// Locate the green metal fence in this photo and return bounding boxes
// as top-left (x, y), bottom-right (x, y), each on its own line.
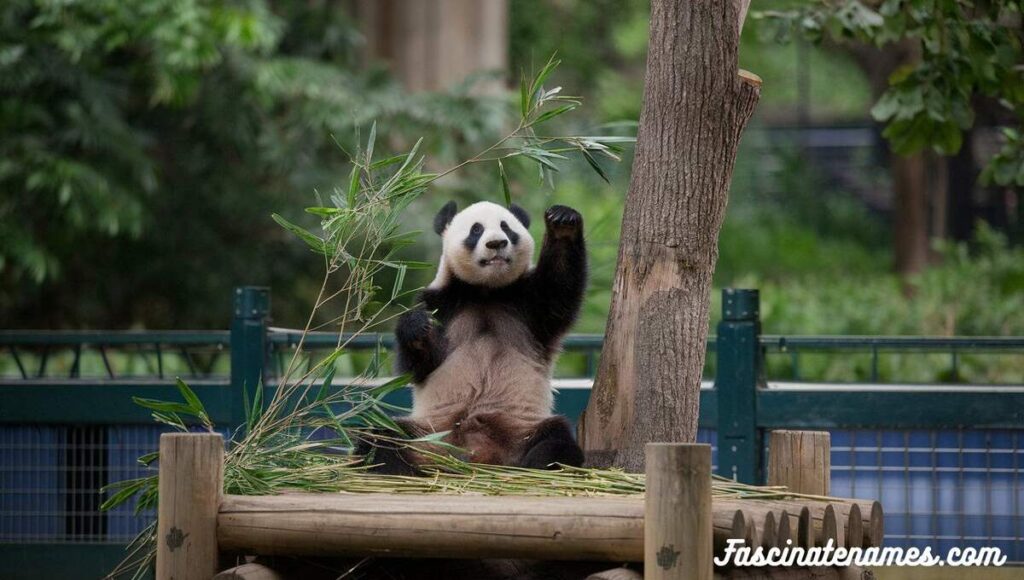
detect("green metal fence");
top-left (2, 286), bottom-right (1023, 578)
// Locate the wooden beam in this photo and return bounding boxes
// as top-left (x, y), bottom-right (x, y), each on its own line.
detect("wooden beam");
top-left (645, 443), bottom-right (712, 580)
top-left (156, 433), bottom-right (224, 580)
top-left (219, 493), bottom-right (645, 561)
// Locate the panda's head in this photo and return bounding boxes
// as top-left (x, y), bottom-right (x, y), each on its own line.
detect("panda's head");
top-left (431, 200), bottom-right (534, 289)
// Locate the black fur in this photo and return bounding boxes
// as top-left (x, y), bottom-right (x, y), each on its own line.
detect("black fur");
top-left (433, 201), bottom-right (458, 235)
top-left (405, 204), bottom-right (587, 365)
top-left (517, 416), bottom-right (585, 469)
top-left (463, 222), bottom-right (484, 250)
top-left (353, 421), bottom-right (424, 476)
top-left (500, 221), bottom-right (520, 245)
top-left (509, 204), bottom-right (530, 228)
top-left (394, 309), bottom-right (447, 383)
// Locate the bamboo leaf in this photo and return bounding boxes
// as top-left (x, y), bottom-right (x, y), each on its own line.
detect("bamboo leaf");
top-left (532, 104), bottom-right (577, 125)
top-left (582, 149), bottom-right (610, 184)
top-left (271, 213), bottom-right (325, 253)
top-left (528, 54), bottom-right (561, 113)
top-left (498, 160), bottom-right (512, 207)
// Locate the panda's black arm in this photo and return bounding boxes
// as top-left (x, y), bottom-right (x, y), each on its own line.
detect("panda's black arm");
top-left (527, 205), bottom-right (587, 346)
top-left (394, 307), bottom-right (446, 383)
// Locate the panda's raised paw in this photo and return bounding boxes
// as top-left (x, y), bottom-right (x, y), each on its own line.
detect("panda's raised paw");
top-left (395, 309), bottom-right (435, 348)
top-left (544, 205), bottom-right (582, 238)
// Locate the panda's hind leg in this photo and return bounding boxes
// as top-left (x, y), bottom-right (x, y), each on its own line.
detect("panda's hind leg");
top-left (353, 419), bottom-right (425, 476)
top-left (517, 415), bottom-right (584, 470)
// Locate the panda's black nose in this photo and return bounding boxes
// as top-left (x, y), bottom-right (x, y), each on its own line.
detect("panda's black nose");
top-left (485, 239), bottom-right (508, 250)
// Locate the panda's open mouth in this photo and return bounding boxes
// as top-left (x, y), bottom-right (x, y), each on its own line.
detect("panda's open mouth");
top-left (478, 256), bottom-right (511, 267)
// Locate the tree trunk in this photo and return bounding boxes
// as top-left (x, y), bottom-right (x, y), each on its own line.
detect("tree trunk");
top-left (356, 0), bottom-right (508, 93)
top-left (577, 0), bottom-right (760, 472)
top-left (892, 152), bottom-right (930, 275)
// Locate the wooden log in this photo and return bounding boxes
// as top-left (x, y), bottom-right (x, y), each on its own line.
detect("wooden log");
top-left (712, 508), bottom-right (747, 555)
top-left (219, 492), bottom-right (872, 562)
top-left (841, 503), bottom-right (863, 549)
top-left (767, 430), bottom-right (830, 496)
top-left (760, 511), bottom-right (777, 549)
top-left (775, 510), bottom-right (792, 548)
top-left (714, 566), bottom-right (872, 579)
top-left (220, 493), bottom-right (645, 561)
top-left (588, 568), bottom-right (643, 580)
top-left (823, 504), bottom-right (844, 548)
top-left (213, 563), bottom-right (283, 580)
top-left (156, 433), bottom-right (224, 580)
top-left (854, 500), bottom-right (884, 548)
top-left (645, 443), bottom-right (712, 580)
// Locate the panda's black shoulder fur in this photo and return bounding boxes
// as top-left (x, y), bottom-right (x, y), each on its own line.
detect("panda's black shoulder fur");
top-left (419, 261), bottom-right (584, 360)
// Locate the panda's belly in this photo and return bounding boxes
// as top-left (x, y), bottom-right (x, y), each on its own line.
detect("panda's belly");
top-left (409, 311), bottom-right (553, 431)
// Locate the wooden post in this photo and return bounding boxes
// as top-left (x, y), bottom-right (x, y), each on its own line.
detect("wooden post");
top-left (157, 433), bottom-right (224, 580)
top-left (767, 430), bottom-right (830, 496)
top-left (645, 443), bottom-right (712, 580)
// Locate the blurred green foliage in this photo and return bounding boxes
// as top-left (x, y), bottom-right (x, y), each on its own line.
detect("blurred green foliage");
top-left (3, 0), bottom-right (1022, 387)
top-left (0, 0), bottom-right (505, 327)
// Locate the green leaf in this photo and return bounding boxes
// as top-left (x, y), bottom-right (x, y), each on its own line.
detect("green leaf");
top-left (346, 166), bottom-right (360, 208)
top-left (272, 213), bottom-right (325, 253)
top-left (528, 54), bottom-right (561, 113)
top-left (498, 160), bottom-right (512, 207)
top-left (132, 397), bottom-right (196, 416)
top-left (532, 104), bottom-right (577, 126)
top-left (519, 69), bottom-right (530, 119)
top-left (582, 149), bottom-right (610, 184)
top-left (365, 121), bottom-right (377, 165)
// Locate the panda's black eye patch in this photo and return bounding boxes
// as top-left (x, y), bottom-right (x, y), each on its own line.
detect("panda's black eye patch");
top-left (500, 221), bottom-right (520, 245)
top-left (464, 222), bottom-right (484, 250)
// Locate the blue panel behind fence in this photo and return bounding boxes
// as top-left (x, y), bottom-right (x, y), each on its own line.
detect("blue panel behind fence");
top-left (0, 426), bottom-right (63, 541)
top-left (829, 429), bottom-right (1023, 562)
top-left (105, 425), bottom-right (162, 539)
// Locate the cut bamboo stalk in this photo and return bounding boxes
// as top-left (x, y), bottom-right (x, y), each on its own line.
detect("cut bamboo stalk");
top-left (767, 430), bottom-right (830, 496)
top-left (156, 433), bottom-right (224, 580)
top-left (645, 443), bottom-right (712, 580)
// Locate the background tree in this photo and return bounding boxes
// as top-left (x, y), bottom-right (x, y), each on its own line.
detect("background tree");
top-left (757, 0), bottom-right (1024, 274)
top-left (578, 0), bottom-right (760, 471)
top-left (0, 0), bottom-right (504, 328)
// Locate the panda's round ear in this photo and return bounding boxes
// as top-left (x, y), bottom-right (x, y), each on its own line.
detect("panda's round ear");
top-left (509, 204), bottom-right (530, 229)
top-left (433, 201), bottom-right (458, 235)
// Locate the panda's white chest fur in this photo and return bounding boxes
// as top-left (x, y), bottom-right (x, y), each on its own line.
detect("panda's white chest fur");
top-left (409, 305), bottom-right (554, 431)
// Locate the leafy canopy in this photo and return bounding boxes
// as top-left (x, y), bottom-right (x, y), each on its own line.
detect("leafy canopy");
top-left (756, 0), bottom-right (1024, 186)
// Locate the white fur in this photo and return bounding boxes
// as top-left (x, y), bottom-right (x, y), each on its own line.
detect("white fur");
top-left (429, 201), bottom-right (535, 289)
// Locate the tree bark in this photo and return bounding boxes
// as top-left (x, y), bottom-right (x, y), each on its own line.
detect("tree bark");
top-left (356, 0), bottom-right (508, 93)
top-left (892, 152), bottom-right (930, 275)
top-left (578, 0), bottom-right (760, 472)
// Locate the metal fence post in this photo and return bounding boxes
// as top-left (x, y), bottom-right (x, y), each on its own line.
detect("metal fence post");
top-left (230, 286), bottom-right (270, 429)
top-left (715, 288), bottom-right (763, 484)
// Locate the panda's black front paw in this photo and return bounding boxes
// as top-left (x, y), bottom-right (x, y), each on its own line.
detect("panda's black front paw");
top-left (395, 309), bottom-right (435, 350)
top-left (544, 205), bottom-right (583, 239)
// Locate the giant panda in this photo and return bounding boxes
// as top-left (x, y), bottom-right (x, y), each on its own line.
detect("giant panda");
top-left (356, 200), bottom-right (588, 475)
